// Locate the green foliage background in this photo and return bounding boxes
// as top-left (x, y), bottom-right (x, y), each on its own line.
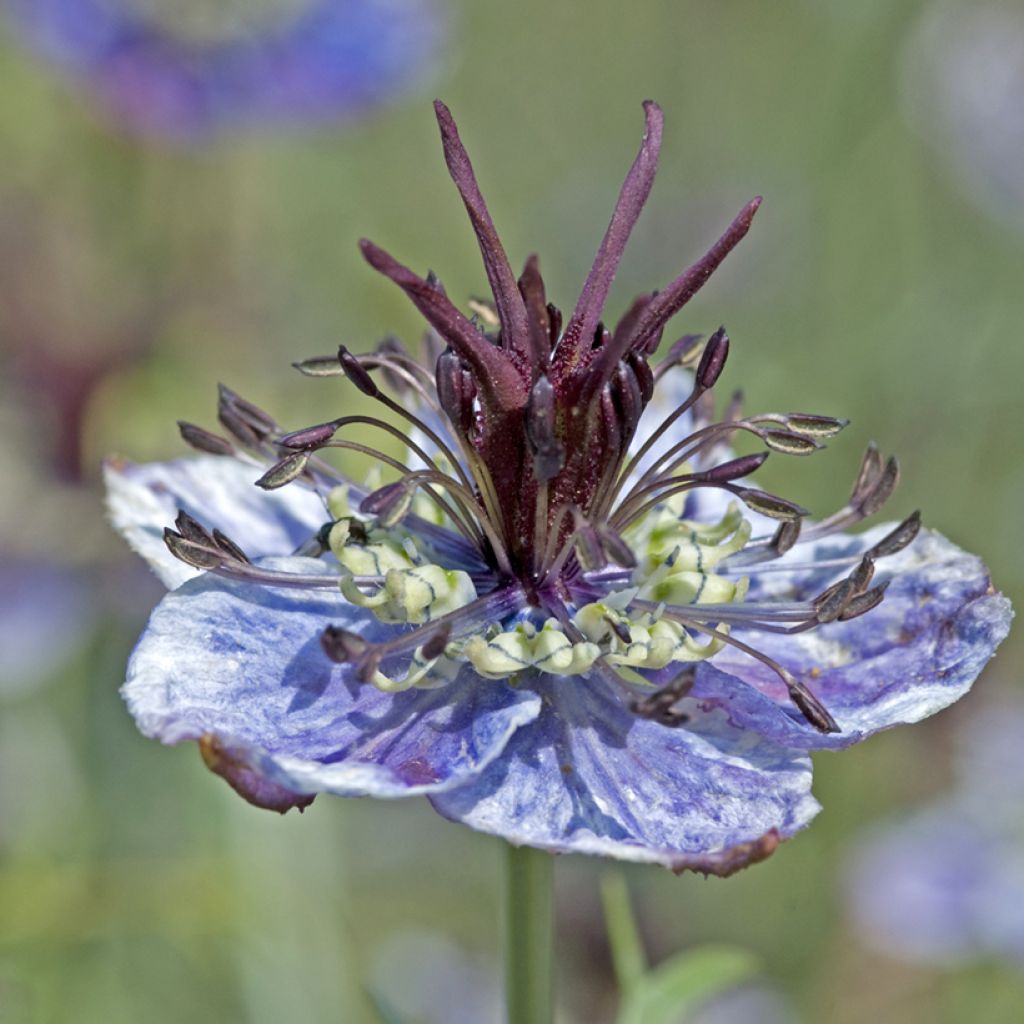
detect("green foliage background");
top-left (1, 1), bottom-right (1021, 1021)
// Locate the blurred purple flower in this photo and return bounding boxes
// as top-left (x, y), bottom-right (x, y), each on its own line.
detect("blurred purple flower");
top-left (845, 699), bottom-right (1024, 966)
top-left (4, 0), bottom-right (445, 141)
top-left (901, 3), bottom-right (1024, 231)
top-left (0, 558), bottom-right (93, 696)
top-left (105, 102), bottom-right (1010, 873)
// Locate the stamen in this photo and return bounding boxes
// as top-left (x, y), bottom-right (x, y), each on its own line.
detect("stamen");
top-left (177, 421), bottom-right (235, 456)
top-left (629, 666), bottom-right (695, 727)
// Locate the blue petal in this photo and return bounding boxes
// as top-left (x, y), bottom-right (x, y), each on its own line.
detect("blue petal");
top-left (431, 675), bottom-right (820, 873)
top-left (124, 558), bottom-right (541, 804)
top-left (695, 527), bottom-right (1012, 750)
top-left (104, 455), bottom-right (328, 588)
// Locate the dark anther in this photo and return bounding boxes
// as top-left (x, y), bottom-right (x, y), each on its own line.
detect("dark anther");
top-left (625, 351), bottom-right (654, 404)
top-left (698, 452), bottom-right (769, 484)
top-left (218, 385), bottom-right (276, 440)
top-left (784, 413), bottom-right (849, 437)
top-left (610, 361), bottom-right (645, 442)
top-left (661, 333), bottom-right (703, 369)
top-left (337, 346), bottom-right (382, 398)
top-left (419, 624), bottom-right (452, 660)
top-left (291, 355), bottom-right (346, 378)
top-left (163, 527), bottom-right (222, 570)
top-left (850, 443), bottom-right (884, 506)
top-left (769, 518), bottom-right (801, 555)
top-left (278, 421), bottom-right (341, 450)
top-left (736, 488), bottom-right (808, 521)
top-left (695, 326), bottom-right (730, 390)
top-left (592, 322), bottom-right (611, 350)
top-left (839, 581), bottom-right (890, 621)
top-left (320, 625), bottom-right (369, 664)
top-left (435, 349), bottom-right (477, 438)
top-left (762, 430), bottom-right (823, 456)
top-left (785, 673), bottom-right (841, 733)
top-left (630, 668), bottom-right (696, 727)
top-left (815, 578), bottom-right (858, 623)
top-left (212, 530), bottom-right (251, 565)
top-left (217, 405), bottom-right (264, 450)
top-left (866, 510), bottom-right (921, 559)
top-left (359, 481), bottom-right (413, 528)
top-left (849, 555), bottom-right (876, 594)
top-left (525, 374), bottom-right (565, 481)
top-left (255, 452), bottom-right (311, 490)
top-left (177, 421), bottom-right (235, 457)
top-left (861, 456), bottom-right (900, 516)
top-left (174, 509), bottom-right (212, 544)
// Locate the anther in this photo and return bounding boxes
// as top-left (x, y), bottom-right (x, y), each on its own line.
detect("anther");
top-left (177, 421), bottom-right (235, 457)
top-left (697, 452), bottom-right (769, 484)
top-left (866, 510), bottom-right (921, 559)
top-left (255, 452), bottom-right (311, 490)
top-left (695, 326), bottom-right (729, 390)
top-left (735, 488), bottom-right (808, 521)
top-left (338, 346), bottom-right (382, 398)
top-left (278, 421), bottom-right (341, 450)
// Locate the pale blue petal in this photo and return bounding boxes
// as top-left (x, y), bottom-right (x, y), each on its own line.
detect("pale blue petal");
top-left (124, 558), bottom-right (541, 803)
top-left (104, 454), bottom-right (328, 588)
top-left (431, 675), bottom-right (820, 873)
top-left (694, 527), bottom-right (1011, 749)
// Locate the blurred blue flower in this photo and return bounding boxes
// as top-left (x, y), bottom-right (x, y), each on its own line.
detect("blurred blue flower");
top-left (105, 102), bottom-right (1011, 872)
top-left (901, 3), bottom-right (1024, 232)
top-left (0, 558), bottom-right (93, 696)
top-left (4, 0), bottom-right (445, 141)
top-left (845, 699), bottom-right (1024, 966)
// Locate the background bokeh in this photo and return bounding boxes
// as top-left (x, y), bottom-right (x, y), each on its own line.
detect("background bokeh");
top-left (1, 1), bottom-right (1022, 1021)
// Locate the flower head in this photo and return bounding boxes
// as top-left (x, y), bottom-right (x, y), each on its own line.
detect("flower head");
top-left (106, 102), bottom-right (1011, 873)
top-left (5, 0), bottom-right (444, 142)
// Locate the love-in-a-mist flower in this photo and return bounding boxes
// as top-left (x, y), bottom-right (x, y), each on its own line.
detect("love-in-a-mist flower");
top-left (106, 102), bottom-right (1011, 874)
top-left (4, 0), bottom-right (443, 141)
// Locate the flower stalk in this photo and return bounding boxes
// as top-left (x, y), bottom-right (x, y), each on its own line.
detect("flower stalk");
top-left (504, 843), bottom-right (554, 1024)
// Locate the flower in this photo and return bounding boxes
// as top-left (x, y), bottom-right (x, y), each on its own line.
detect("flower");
top-left (106, 101), bottom-right (1011, 873)
top-left (844, 698), bottom-right (1024, 965)
top-left (4, 0), bottom-right (444, 142)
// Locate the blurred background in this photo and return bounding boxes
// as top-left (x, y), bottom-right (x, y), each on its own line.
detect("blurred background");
top-left (1, 0), bottom-right (1022, 1021)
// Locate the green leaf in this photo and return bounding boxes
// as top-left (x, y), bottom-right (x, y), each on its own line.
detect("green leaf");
top-left (616, 945), bottom-right (760, 1024)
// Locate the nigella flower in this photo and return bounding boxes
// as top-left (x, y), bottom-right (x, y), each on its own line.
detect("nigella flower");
top-left (845, 699), bottom-right (1024, 965)
top-left (106, 102), bottom-right (1011, 873)
top-left (4, 0), bottom-right (443, 141)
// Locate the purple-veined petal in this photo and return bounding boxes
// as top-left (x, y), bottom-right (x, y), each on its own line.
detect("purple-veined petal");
top-left (104, 454), bottom-right (328, 588)
top-left (124, 557), bottom-right (541, 805)
top-left (694, 527), bottom-right (1011, 750)
top-left (431, 674), bottom-right (819, 873)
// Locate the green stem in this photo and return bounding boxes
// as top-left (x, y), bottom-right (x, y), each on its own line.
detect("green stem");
top-left (600, 870), bottom-right (647, 996)
top-left (503, 842), bottom-right (554, 1024)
